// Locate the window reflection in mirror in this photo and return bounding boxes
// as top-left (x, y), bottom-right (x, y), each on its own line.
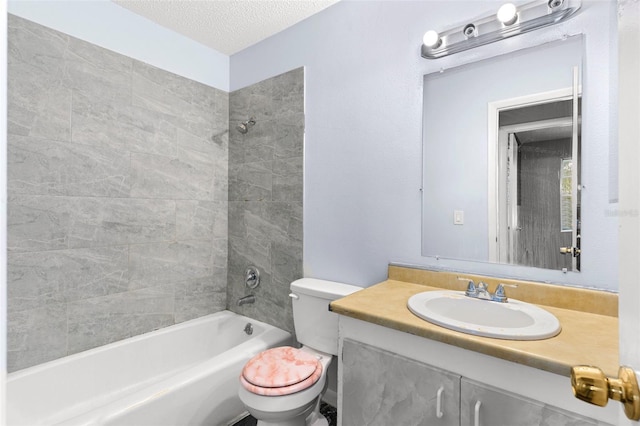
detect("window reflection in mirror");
top-left (422, 35), bottom-right (583, 272)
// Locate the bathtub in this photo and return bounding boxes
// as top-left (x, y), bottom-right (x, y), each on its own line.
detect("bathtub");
top-left (7, 311), bottom-right (292, 426)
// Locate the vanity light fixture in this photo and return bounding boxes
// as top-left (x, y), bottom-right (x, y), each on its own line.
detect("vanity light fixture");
top-left (421, 0), bottom-right (581, 59)
top-left (497, 3), bottom-right (518, 26)
top-left (422, 30), bottom-right (442, 48)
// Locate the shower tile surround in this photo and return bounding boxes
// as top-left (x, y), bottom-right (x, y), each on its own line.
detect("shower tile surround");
top-left (227, 68), bottom-right (304, 334)
top-left (7, 15), bottom-right (302, 372)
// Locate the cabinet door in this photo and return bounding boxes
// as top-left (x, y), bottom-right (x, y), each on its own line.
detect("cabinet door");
top-left (342, 339), bottom-right (460, 426)
top-left (461, 378), bottom-right (610, 426)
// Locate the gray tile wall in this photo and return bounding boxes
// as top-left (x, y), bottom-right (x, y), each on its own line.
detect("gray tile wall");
top-left (7, 14), bottom-right (229, 372)
top-left (228, 68), bottom-right (304, 334)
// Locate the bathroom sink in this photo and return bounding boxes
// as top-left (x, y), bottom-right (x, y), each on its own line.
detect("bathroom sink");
top-left (407, 291), bottom-right (561, 340)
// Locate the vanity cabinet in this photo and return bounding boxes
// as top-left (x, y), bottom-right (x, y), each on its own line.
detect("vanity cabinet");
top-left (460, 378), bottom-right (606, 426)
top-left (342, 339), bottom-right (460, 426)
top-left (341, 339), bottom-right (611, 426)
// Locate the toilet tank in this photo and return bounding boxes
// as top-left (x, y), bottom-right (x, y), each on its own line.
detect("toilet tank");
top-left (290, 278), bottom-right (362, 356)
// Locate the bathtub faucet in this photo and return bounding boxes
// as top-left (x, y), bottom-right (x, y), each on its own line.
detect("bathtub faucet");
top-left (237, 295), bottom-right (256, 306)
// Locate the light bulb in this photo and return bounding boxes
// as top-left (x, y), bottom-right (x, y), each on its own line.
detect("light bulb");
top-left (497, 3), bottom-right (518, 26)
top-left (423, 30), bottom-right (441, 48)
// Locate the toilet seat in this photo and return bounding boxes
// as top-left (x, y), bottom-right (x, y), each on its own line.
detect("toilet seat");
top-left (241, 347), bottom-right (323, 396)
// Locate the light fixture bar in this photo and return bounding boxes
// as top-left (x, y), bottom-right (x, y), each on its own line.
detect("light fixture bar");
top-left (421, 0), bottom-right (581, 59)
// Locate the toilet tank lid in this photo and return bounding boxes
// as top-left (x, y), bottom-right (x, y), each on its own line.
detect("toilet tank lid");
top-left (290, 278), bottom-right (362, 300)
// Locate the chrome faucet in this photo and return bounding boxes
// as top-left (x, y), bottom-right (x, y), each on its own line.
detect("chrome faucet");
top-left (458, 277), bottom-right (513, 303)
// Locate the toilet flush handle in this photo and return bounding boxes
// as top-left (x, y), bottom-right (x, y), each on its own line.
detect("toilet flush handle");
top-left (289, 293), bottom-right (299, 300)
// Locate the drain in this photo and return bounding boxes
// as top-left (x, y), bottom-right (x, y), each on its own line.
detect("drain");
top-left (244, 323), bottom-right (253, 335)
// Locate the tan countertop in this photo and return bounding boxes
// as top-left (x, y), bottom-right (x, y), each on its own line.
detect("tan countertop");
top-left (330, 267), bottom-right (619, 378)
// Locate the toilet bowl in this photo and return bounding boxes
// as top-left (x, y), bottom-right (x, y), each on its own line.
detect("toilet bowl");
top-left (238, 278), bottom-right (361, 426)
top-left (238, 346), bottom-right (332, 426)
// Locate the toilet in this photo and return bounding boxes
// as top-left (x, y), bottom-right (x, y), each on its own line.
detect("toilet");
top-left (238, 278), bottom-right (361, 426)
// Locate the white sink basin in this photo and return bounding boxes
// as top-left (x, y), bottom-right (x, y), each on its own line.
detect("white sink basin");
top-left (407, 290), bottom-right (561, 340)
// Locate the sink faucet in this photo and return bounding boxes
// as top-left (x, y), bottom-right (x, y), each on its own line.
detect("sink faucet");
top-left (458, 277), bottom-right (513, 303)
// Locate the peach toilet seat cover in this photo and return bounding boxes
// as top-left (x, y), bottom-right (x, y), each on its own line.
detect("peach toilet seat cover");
top-left (240, 347), bottom-right (323, 396)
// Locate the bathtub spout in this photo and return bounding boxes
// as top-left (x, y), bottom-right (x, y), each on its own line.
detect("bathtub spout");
top-left (237, 295), bottom-right (256, 306)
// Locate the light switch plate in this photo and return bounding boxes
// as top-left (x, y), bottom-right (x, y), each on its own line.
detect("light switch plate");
top-left (454, 210), bottom-right (464, 225)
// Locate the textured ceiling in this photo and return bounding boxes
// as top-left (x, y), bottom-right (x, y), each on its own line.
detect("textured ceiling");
top-left (112, 0), bottom-right (340, 55)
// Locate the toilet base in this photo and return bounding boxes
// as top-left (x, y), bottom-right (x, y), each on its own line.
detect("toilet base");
top-left (254, 396), bottom-right (327, 426)
top-left (255, 414), bottom-right (327, 426)
top-left (305, 397), bottom-right (329, 426)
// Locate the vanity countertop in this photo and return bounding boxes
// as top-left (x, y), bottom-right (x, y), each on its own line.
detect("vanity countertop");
top-left (329, 266), bottom-right (619, 378)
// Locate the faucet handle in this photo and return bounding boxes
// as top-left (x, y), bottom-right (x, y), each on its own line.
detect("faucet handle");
top-left (493, 283), bottom-right (517, 303)
top-left (457, 276), bottom-right (480, 297)
top-left (493, 284), bottom-right (508, 302)
top-left (464, 280), bottom-right (477, 297)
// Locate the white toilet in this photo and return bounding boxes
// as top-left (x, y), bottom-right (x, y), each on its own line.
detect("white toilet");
top-left (238, 278), bottom-right (361, 426)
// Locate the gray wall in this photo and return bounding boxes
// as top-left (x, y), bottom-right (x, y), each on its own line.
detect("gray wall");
top-left (7, 15), bottom-right (229, 372)
top-left (227, 68), bottom-right (304, 334)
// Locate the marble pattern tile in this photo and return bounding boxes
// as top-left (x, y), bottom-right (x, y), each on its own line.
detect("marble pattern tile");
top-left (270, 68), bottom-right (305, 127)
top-left (271, 241), bottom-right (303, 287)
top-left (174, 276), bottom-right (227, 323)
top-left (229, 77), bottom-right (274, 124)
top-left (227, 67), bottom-right (304, 334)
top-left (274, 123), bottom-right (305, 159)
top-left (229, 161), bottom-right (273, 202)
top-left (177, 127), bottom-right (227, 157)
top-left (130, 148), bottom-right (216, 200)
top-left (7, 17), bottom-right (70, 141)
top-left (8, 246), bottom-right (129, 313)
top-left (8, 195), bottom-right (176, 252)
top-left (176, 127), bottom-right (229, 203)
top-left (7, 303), bottom-right (68, 371)
top-left (8, 194), bottom-right (72, 252)
top-left (229, 122), bottom-right (275, 165)
top-left (229, 236), bottom-right (271, 282)
top-left (128, 241), bottom-right (214, 290)
top-left (67, 285), bottom-right (175, 353)
top-left (63, 36), bottom-right (132, 102)
top-left (8, 134), bottom-right (130, 197)
top-left (71, 92), bottom-right (178, 157)
top-left (68, 198), bottom-right (177, 248)
top-left (7, 14), bottom-right (229, 371)
top-left (8, 15), bottom-right (68, 72)
top-left (176, 200), bottom-right (227, 241)
top-left (8, 80), bottom-right (72, 142)
top-left (132, 64), bottom-right (219, 141)
top-left (273, 157), bottom-right (303, 202)
top-left (133, 60), bottom-right (219, 110)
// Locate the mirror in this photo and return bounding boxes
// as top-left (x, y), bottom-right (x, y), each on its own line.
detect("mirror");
top-left (422, 36), bottom-right (583, 272)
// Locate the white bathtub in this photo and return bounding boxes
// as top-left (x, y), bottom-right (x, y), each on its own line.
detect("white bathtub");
top-left (7, 311), bottom-right (292, 426)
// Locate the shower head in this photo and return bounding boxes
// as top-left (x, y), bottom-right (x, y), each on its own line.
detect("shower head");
top-left (236, 117), bottom-right (256, 134)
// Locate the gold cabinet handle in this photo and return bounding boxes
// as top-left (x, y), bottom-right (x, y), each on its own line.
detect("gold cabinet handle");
top-left (571, 365), bottom-right (640, 421)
